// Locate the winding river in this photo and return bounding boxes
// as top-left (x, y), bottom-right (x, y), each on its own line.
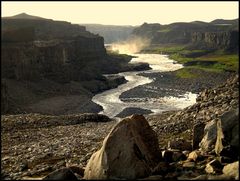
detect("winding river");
top-left (92, 53), bottom-right (197, 118)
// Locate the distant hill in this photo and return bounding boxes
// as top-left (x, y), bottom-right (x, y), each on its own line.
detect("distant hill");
top-left (2, 13), bottom-right (95, 41)
top-left (210, 18), bottom-right (238, 25)
top-left (3, 13), bottom-right (48, 20)
top-left (82, 24), bottom-right (136, 43)
top-left (131, 18), bottom-right (239, 50)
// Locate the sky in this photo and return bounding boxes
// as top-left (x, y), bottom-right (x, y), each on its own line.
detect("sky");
top-left (1, 1), bottom-right (239, 26)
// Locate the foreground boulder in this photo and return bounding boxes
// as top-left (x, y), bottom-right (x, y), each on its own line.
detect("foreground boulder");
top-left (84, 114), bottom-right (162, 180)
top-left (199, 108), bottom-right (239, 154)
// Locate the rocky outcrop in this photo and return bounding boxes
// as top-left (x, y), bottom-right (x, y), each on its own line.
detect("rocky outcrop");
top-left (84, 115), bottom-right (162, 180)
top-left (191, 30), bottom-right (239, 51)
top-left (1, 37), bottom-right (106, 81)
top-left (199, 107), bottom-right (239, 157)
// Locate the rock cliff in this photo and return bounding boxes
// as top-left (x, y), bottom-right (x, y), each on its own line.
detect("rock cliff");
top-left (131, 19), bottom-right (239, 51)
top-left (1, 14), bottom-right (140, 115)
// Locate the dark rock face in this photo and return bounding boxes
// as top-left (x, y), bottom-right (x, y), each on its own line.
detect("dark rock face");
top-left (43, 168), bottom-right (78, 180)
top-left (192, 123), bottom-right (205, 150)
top-left (191, 30), bottom-right (239, 51)
top-left (1, 38), bottom-right (106, 81)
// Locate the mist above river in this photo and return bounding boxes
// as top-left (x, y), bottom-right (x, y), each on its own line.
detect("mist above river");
top-left (110, 37), bottom-right (150, 54)
top-left (92, 53), bottom-right (197, 118)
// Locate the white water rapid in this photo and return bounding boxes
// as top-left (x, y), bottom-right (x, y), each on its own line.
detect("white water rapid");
top-left (92, 54), bottom-right (197, 118)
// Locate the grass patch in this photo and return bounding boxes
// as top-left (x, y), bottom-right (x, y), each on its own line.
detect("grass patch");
top-left (143, 44), bottom-right (186, 54)
top-left (175, 68), bottom-right (198, 78)
top-left (195, 54), bottom-right (239, 71)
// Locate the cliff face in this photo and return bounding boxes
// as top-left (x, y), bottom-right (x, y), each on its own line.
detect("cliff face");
top-left (131, 19), bottom-right (239, 51)
top-left (191, 30), bottom-right (239, 50)
top-left (1, 37), bottom-right (106, 81)
top-left (1, 15), bottom-right (107, 82)
top-left (0, 14), bottom-right (113, 114)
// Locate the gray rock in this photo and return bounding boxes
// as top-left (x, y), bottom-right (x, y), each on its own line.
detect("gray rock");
top-left (168, 138), bottom-right (192, 151)
top-left (199, 119), bottom-right (217, 152)
top-left (215, 108), bottom-right (239, 155)
top-left (43, 167), bottom-right (78, 180)
top-left (84, 115), bottom-right (162, 180)
top-left (192, 123), bottom-right (205, 150)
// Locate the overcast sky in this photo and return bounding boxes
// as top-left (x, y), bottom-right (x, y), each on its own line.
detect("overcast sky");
top-left (1, 1), bottom-right (239, 25)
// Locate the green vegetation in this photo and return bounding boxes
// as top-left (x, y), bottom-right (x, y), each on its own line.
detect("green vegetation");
top-left (144, 45), bottom-right (239, 78)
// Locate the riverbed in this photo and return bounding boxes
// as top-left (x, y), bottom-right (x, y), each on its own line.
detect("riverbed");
top-left (92, 54), bottom-right (197, 118)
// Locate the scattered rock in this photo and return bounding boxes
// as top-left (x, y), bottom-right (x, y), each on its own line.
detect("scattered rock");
top-left (205, 159), bottom-right (223, 174)
top-left (187, 150), bottom-right (202, 162)
top-left (168, 138), bottom-right (192, 151)
top-left (182, 161), bottom-right (195, 168)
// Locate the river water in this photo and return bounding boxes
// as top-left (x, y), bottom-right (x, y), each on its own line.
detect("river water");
top-left (92, 53), bottom-right (197, 118)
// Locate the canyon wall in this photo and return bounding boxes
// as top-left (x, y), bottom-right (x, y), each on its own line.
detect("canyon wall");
top-left (0, 14), bottom-right (113, 114)
top-left (191, 30), bottom-right (239, 50)
top-left (131, 19), bottom-right (239, 51)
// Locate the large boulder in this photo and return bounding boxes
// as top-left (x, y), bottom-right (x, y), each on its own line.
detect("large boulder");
top-left (215, 108), bottom-right (239, 155)
top-left (199, 108), bottom-right (239, 153)
top-left (199, 119), bottom-right (217, 152)
top-left (83, 115), bottom-right (162, 180)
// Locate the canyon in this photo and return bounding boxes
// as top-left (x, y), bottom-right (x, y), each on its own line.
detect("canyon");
top-left (1, 13), bottom-right (239, 180)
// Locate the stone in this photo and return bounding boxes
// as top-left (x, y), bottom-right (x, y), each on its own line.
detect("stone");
top-left (42, 167), bottom-right (78, 180)
top-left (152, 162), bottom-right (170, 175)
top-left (192, 122), bottom-right (205, 150)
top-left (199, 119), bottom-right (217, 152)
top-left (138, 175), bottom-right (163, 180)
top-left (205, 159), bottom-right (223, 174)
top-left (172, 151), bottom-right (186, 162)
top-left (222, 161), bottom-right (239, 180)
top-left (182, 161), bottom-right (195, 168)
top-left (191, 174), bottom-right (233, 180)
top-left (162, 150), bottom-right (173, 163)
top-left (218, 156), bottom-right (234, 164)
top-left (68, 165), bottom-right (84, 177)
top-left (215, 109), bottom-right (239, 155)
top-left (84, 115), bottom-right (162, 180)
top-left (187, 150), bottom-right (202, 162)
top-left (168, 138), bottom-right (192, 151)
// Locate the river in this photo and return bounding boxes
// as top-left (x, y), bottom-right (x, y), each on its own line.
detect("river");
top-left (92, 53), bottom-right (197, 118)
